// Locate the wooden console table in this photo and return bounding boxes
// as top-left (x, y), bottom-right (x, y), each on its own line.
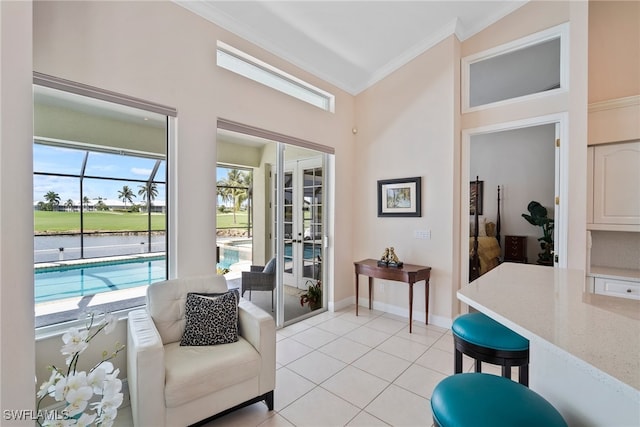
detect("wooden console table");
top-left (354, 259), bottom-right (432, 333)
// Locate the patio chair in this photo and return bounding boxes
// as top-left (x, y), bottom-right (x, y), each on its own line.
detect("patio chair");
top-left (241, 258), bottom-right (276, 309)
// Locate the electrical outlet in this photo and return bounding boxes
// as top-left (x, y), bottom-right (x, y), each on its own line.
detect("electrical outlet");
top-left (414, 230), bottom-right (431, 240)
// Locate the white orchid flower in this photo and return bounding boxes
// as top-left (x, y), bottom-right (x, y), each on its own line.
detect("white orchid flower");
top-left (65, 397), bottom-right (89, 418)
top-left (65, 371), bottom-right (89, 393)
top-left (53, 376), bottom-right (68, 402)
top-left (87, 367), bottom-right (106, 394)
top-left (96, 410), bottom-right (116, 427)
top-left (102, 313), bottom-right (117, 334)
top-left (64, 385), bottom-right (92, 417)
top-left (37, 370), bottom-right (62, 398)
top-left (41, 418), bottom-right (75, 427)
top-left (75, 412), bottom-right (97, 427)
top-left (38, 311), bottom-right (124, 425)
top-left (61, 327), bottom-right (89, 362)
top-left (102, 376), bottom-right (122, 397)
top-left (96, 361), bottom-right (114, 375)
top-left (91, 391), bottom-right (123, 415)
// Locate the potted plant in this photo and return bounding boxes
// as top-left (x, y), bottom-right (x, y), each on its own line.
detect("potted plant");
top-left (522, 201), bottom-right (554, 266)
top-left (300, 280), bottom-right (322, 311)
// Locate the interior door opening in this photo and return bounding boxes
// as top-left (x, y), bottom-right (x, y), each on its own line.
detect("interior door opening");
top-left (463, 115), bottom-right (567, 287)
top-left (216, 123), bottom-right (333, 328)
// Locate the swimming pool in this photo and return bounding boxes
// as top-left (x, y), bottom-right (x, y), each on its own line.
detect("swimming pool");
top-left (35, 256), bottom-right (166, 303)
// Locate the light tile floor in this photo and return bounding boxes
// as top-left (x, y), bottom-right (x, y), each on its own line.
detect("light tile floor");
top-left (116, 305), bottom-right (505, 427)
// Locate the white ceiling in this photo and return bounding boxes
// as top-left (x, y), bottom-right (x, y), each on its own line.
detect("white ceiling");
top-left (176, 0), bottom-right (527, 95)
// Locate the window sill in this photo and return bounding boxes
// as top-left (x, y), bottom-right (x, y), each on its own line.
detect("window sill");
top-left (35, 286), bottom-right (147, 338)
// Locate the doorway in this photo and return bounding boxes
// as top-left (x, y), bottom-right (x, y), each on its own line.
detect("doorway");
top-left (279, 151), bottom-right (325, 322)
top-left (216, 121), bottom-right (333, 327)
top-left (462, 114), bottom-right (568, 283)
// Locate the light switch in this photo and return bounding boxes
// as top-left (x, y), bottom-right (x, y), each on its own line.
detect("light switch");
top-left (414, 230), bottom-right (431, 240)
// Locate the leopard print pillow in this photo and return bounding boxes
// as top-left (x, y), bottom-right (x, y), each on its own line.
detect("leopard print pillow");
top-left (180, 289), bottom-right (240, 346)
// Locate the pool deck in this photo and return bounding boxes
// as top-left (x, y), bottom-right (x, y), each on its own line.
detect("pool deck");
top-left (35, 252), bottom-right (164, 271)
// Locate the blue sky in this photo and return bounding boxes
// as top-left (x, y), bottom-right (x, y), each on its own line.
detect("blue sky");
top-left (33, 144), bottom-right (166, 204)
top-left (33, 145), bottom-right (250, 206)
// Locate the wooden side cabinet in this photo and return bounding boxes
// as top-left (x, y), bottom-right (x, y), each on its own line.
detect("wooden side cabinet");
top-left (504, 235), bottom-right (527, 263)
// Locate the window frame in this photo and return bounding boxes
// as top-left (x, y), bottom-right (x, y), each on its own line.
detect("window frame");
top-left (217, 41), bottom-right (336, 113)
top-left (33, 73), bottom-right (176, 330)
top-left (461, 23), bottom-right (569, 113)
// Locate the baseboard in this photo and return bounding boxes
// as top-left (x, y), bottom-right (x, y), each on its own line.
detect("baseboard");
top-left (330, 295), bottom-right (452, 330)
top-left (329, 295), bottom-right (356, 312)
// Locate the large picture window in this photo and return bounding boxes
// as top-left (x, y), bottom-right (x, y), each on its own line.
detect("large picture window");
top-left (33, 79), bottom-right (172, 328)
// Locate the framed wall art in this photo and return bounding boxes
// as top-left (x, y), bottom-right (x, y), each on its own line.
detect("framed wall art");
top-left (377, 177), bottom-right (422, 217)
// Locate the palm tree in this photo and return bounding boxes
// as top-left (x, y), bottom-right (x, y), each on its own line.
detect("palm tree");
top-left (217, 169), bottom-right (249, 223)
top-left (65, 199), bottom-right (74, 212)
top-left (95, 199), bottom-right (108, 211)
top-left (83, 196), bottom-right (91, 211)
top-left (138, 182), bottom-right (158, 211)
top-left (44, 191), bottom-right (60, 211)
top-left (118, 185), bottom-right (136, 209)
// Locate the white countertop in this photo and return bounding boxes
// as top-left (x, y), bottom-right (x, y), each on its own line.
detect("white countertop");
top-left (589, 265), bottom-right (640, 282)
top-left (458, 263), bottom-right (640, 394)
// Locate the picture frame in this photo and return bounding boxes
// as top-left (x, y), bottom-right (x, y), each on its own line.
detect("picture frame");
top-left (470, 180), bottom-right (484, 215)
top-left (378, 177), bottom-right (421, 217)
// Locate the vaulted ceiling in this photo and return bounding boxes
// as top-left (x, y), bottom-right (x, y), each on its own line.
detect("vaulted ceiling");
top-left (176, 1), bottom-right (527, 95)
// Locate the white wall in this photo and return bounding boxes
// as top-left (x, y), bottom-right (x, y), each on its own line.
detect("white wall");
top-left (29, 0), bottom-right (355, 395)
top-left (470, 124), bottom-right (556, 262)
top-left (0, 1), bottom-right (35, 422)
top-left (352, 0), bottom-right (588, 326)
top-left (354, 36), bottom-right (460, 327)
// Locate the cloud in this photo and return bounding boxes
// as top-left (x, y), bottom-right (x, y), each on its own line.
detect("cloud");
top-left (131, 167), bottom-right (152, 176)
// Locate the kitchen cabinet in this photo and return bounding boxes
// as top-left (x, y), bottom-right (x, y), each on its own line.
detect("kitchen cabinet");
top-left (588, 141), bottom-right (640, 231)
top-left (594, 277), bottom-right (640, 300)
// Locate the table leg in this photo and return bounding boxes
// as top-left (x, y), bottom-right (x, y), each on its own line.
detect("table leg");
top-left (355, 271), bottom-right (359, 316)
top-left (409, 282), bottom-right (414, 333)
top-left (425, 279), bottom-right (430, 325)
top-left (368, 277), bottom-right (373, 310)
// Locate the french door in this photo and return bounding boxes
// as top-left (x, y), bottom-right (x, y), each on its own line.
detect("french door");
top-left (281, 158), bottom-right (323, 286)
top-left (274, 151), bottom-right (325, 324)
top-left (283, 156), bottom-right (324, 290)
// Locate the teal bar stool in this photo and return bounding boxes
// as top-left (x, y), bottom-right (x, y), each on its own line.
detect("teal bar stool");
top-left (452, 312), bottom-right (529, 385)
top-left (431, 373), bottom-right (567, 427)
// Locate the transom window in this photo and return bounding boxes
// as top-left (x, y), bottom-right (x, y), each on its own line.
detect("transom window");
top-left (217, 41), bottom-right (335, 112)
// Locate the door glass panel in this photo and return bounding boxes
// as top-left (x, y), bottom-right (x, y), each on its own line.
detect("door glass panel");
top-left (283, 172), bottom-right (294, 274)
top-left (282, 152), bottom-right (324, 323)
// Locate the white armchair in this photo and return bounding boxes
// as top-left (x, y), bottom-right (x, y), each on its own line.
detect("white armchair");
top-left (127, 275), bottom-right (275, 427)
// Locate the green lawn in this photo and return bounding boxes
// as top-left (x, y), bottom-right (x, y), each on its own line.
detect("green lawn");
top-left (34, 210), bottom-right (249, 233)
top-left (216, 212), bottom-right (249, 229)
top-left (34, 211), bottom-right (166, 233)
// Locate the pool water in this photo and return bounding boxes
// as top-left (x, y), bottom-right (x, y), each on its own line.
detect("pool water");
top-left (35, 256), bottom-right (166, 303)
